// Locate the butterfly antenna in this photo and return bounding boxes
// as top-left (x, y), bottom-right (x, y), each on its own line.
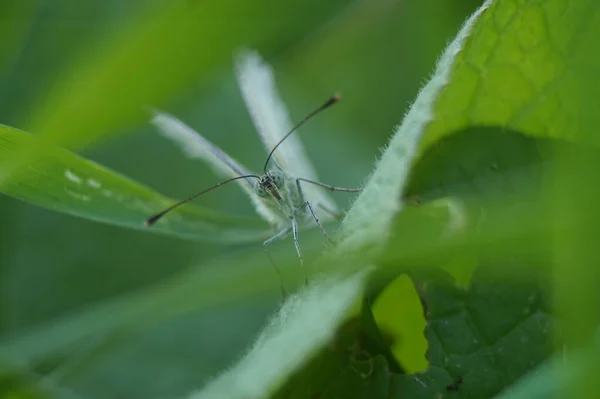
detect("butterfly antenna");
top-left (145, 174), bottom-right (261, 227)
top-left (263, 93), bottom-right (341, 174)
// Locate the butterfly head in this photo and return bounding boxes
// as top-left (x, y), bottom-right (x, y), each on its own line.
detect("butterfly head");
top-left (256, 172), bottom-right (282, 200)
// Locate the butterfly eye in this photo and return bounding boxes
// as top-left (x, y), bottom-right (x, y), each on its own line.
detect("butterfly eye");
top-left (255, 179), bottom-right (271, 198)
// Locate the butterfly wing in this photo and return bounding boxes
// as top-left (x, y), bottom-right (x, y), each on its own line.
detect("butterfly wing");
top-left (151, 110), bottom-right (285, 226)
top-left (234, 50), bottom-right (338, 214)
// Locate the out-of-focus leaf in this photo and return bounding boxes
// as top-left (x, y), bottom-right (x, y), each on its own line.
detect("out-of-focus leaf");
top-left (398, 125), bottom-right (578, 263)
top-left (0, 230), bottom-right (328, 368)
top-left (0, 0), bottom-right (354, 187)
top-left (286, 0), bottom-right (481, 141)
top-left (0, 0), bottom-right (41, 75)
top-left (24, 0), bottom-right (354, 149)
top-left (404, 126), bottom-right (559, 204)
top-left (0, 353), bottom-right (64, 399)
top-left (552, 137), bottom-right (600, 396)
top-left (495, 333), bottom-right (600, 399)
top-left (0, 124), bottom-right (268, 243)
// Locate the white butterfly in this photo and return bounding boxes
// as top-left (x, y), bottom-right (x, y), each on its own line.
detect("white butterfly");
top-left (146, 50), bottom-right (361, 266)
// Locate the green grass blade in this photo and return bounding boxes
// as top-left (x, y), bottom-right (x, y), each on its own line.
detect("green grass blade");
top-left (0, 124), bottom-right (268, 243)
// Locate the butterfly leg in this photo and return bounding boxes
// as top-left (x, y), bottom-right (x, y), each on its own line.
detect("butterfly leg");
top-left (291, 218), bottom-right (303, 265)
top-left (306, 201), bottom-right (336, 245)
top-left (297, 177), bottom-right (363, 192)
top-left (264, 247), bottom-right (287, 301)
top-left (291, 217), bottom-right (309, 285)
top-left (316, 202), bottom-right (344, 220)
top-left (263, 225), bottom-right (292, 246)
top-left (295, 179), bottom-right (335, 245)
top-left (263, 226), bottom-right (292, 299)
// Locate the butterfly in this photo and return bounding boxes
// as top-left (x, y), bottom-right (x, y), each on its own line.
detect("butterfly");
top-left (145, 50), bottom-right (361, 268)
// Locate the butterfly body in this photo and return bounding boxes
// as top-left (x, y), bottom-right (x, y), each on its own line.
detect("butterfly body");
top-left (255, 168), bottom-right (308, 225)
top-left (147, 50), bottom-right (362, 271)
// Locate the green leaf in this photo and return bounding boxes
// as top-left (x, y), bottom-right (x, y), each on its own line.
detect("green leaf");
top-left (0, 124), bottom-right (268, 243)
top-left (552, 138), bottom-right (600, 398)
top-left (271, 316), bottom-right (396, 399)
top-left (371, 274), bottom-right (429, 373)
top-left (0, 1), bottom-right (40, 75)
top-left (395, 266), bottom-right (553, 398)
top-left (193, 270), bottom-right (368, 399)
top-left (374, 126), bottom-right (561, 375)
top-left (338, 0), bottom-right (600, 259)
top-left (404, 126), bottom-right (558, 204)
top-left (336, 1), bottom-right (492, 258)
top-left (366, 127), bottom-right (572, 397)
top-left (273, 267), bottom-right (553, 399)
top-left (397, 125), bottom-right (594, 275)
top-left (417, 0), bottom-right (600, 153)
top-left (0, 353), bottom-right (61, 399)
top-left (381, 127), bottom-right (574, 281)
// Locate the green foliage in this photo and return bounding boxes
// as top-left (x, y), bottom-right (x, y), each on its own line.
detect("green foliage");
top-left (0, 0), bottom-right (598, 398)
top-left (274, 267), bottom-right (552, 399)
top-left (418, 0), bottom-right (600, 150)
top-left (0, 125), bottom-right (267, 242)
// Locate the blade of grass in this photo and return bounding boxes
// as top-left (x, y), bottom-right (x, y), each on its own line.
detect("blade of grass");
top-left (0, 124), bottom-right (268, 243)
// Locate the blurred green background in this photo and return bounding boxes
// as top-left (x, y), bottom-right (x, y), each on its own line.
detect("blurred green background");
top-left (0, 0), bottom-right (481, 397)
